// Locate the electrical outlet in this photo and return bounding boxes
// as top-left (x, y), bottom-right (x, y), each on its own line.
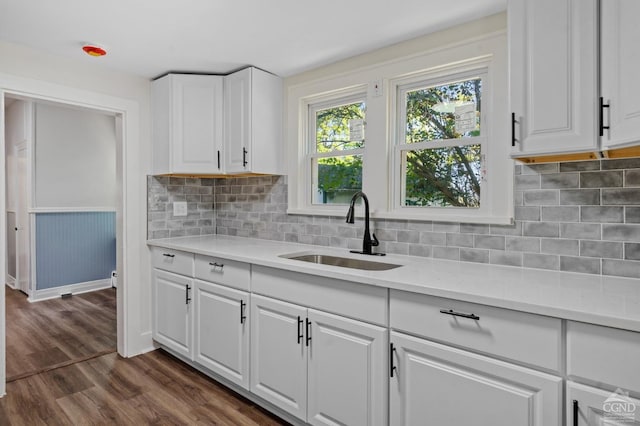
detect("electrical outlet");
top-left (173, 201), bottom-right (188, 217)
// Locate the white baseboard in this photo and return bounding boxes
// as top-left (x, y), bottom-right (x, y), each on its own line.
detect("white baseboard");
top-left (5, 275), bottom-right (16, 289)
top-left (133, 331), bottom-right (157, 357)
top-left (29, 278), bottom-right (112, 302)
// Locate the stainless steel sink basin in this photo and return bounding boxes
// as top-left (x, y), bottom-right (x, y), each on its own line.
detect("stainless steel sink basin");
top-left (281, 253), bottom-right (402, 271)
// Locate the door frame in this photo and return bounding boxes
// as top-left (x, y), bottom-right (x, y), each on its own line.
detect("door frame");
top-left (0, 72), bottom-right (148, 396)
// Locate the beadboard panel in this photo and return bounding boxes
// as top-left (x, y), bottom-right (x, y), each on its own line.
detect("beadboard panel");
top-left (35, 211), bottom-right (116, 290)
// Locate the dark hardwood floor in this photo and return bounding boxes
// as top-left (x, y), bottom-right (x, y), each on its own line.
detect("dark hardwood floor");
top-left (5, 286), bottom-right (117, 382)
top-left (3, 286), bottom-right (288, 425)
top-left (0, 350), bottom-right (288, 425)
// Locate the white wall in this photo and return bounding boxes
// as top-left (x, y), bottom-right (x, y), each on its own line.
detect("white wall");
top-left (34, 103), bottom-right (117, 209)
top-left (0, 39), bottom-right (153, 398)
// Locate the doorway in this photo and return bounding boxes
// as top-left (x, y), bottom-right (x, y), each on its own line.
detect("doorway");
top-left (0, 70), bottom-right (151, 396)
top-left (4, 95), bottom-right (120, 381)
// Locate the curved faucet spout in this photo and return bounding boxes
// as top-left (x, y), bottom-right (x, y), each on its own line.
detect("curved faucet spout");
top-left (345, 192), bottom-right (384, 256)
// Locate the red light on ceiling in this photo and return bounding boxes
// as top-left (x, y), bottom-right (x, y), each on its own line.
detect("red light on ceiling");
top-left (82, 45), bottom-right (107, 57)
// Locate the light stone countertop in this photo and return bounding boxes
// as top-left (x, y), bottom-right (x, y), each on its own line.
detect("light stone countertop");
top-left (148, 234), bottom-right (640, 333)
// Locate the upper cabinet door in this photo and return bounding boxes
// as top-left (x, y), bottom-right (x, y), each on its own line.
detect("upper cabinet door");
top-left (509, 0), bottom-right (598, 157)
top-left (601, 0), bottom-right (640, 151)
top-left (224, 68), bottom-right (252, 173)
top-left (171, 75), bottom-right (224, 173)
top-left (152, 74), bottom-right (224, 174)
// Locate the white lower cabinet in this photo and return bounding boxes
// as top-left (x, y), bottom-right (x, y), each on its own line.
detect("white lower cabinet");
top-left (152, 269), bottom-right (194, 359)
top-left (250, 294), bottom-right (386, 425)
top-left (568, 381), bottom-right (640, 425)
top-left (193, 279), bottom-right (249, 389)
top-left (390, 331), bottom-right (562, 426)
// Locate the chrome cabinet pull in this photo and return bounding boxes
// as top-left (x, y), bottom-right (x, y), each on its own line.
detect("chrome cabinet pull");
top-left (440, 309), bottom-right (480, 321)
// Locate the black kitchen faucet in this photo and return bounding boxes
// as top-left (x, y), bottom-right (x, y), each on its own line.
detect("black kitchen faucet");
top-left (346, 191), bottom-right (385, 256)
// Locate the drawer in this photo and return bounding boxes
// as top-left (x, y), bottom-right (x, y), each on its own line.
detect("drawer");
top-left (195, 254), bottom-right (250, 291)
top-left (567, 321), bottom-right (640, 392)
top-left (390, 290), bottom-right (562, 371)
top-left (252, 265), bottom-right (387, 326)
top-left (151, 247), bottom-right (194, 276)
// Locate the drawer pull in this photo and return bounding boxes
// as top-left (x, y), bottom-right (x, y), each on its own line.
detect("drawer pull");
top-left (209, 262), bottom-right (224, 270)
top-left (573, 400), bottom-right (578, 426)
top-left (440, 309), bottom-right (480, 321)
top-left (162, 253), bottom-right (175, 258)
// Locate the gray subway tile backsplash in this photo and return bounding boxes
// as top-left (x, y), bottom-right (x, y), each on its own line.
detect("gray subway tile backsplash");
top-left (147, 158), bottom-right (640, 278)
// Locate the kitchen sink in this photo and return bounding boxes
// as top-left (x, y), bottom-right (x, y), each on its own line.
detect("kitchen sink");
top-left (280, 253), bottom-right (402, 271)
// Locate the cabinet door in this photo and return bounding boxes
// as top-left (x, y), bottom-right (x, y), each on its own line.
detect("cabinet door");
top-left (390, 331), bottom-right (562, 426)
top-left (250, 294), bottom-right (307, 420)
top-left (152, 269), bottom-right (193, 359)
top-left (509, 0), bottom-right (598, 157)
top-left (568, 381), bottom-right (640, 425)
top-left (307, 309), bottom-right (386, 426)
top-left (193, 280), bottom-right (249, 389)
top-left (601, 0), bottom-right (640, 150)
top-left (171, 74), bottom-right (224, 173)
top-left (224, 68), bottom-right (252, 173)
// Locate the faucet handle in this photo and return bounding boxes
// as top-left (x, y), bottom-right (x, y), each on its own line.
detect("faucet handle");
top-left (371, 233), bottom-right (379, 247)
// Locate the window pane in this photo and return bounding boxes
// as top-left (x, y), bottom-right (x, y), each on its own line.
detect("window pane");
top-left (403, 145), bottom-right (481, 207)
top-left (316, 101), bottom-right (365, 152)
top-left (405, 78), bottom-right (481, 144)
top-left (312, 155), bottom-right (362, 205)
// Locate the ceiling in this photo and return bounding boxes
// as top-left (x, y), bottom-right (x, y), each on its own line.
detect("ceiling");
top-left (0, 0), bottom-right (506, 79)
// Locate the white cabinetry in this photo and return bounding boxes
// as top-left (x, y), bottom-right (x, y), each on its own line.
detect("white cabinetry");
top-left (152, 269), bottom-right (194, 359)
top-left (224, 67), bottom-right (283, 174)
top-left (193, 280), bottom-right (249, 389)
top-left (250, 294), bottom-right (386, 425)
top-left (569, 382), bottom-right (640, 426)
top-left (152, 74), bottom-right (224, 174)
top-left (250, 295), bottom-right (307, 419)
top-left (567, 321), bottom-right (640, 425)
top-left (390, 332), bottom-right (562, 426)
top-left (601, 0), bottom-right (640, 152)
top-left (509, 0), bottom-right (598, 160)
top-left (390, 290), bottom-right (563, 426)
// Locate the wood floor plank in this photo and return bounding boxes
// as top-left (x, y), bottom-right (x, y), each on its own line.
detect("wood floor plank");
top-left (3, 286), bottom-right (288, 425)
top-left (5, 287), bottom-right (117, 382)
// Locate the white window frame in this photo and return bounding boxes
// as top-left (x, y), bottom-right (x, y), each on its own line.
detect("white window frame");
top-left (307, 91), bottom-right (366, 207)
top-left (286, 31), bottom-right (513, 224)
top-left (390, 63), bottom-right (491, 218)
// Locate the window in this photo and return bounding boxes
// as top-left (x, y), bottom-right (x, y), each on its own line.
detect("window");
top-left (287, 31), bottom-right (512, 224)
top-left (308, 94), bottom-right (365, 205)
top-left (396, 72), bottom-right (486, 209)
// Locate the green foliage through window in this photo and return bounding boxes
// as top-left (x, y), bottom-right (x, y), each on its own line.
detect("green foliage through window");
top-left (312, 100), bottom-right (365, 204)
top-left (401, 77), bottom-right (482, 208)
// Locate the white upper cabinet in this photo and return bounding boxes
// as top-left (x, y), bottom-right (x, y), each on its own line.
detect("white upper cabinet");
top-left (600, 0), bottom-right (640, 151)
top-left (509, 0), bottom-right (599, 159)
top-left (224, 67), bottom-right (283, 174)
top-left (152, 74), bottom-right (224, 174)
